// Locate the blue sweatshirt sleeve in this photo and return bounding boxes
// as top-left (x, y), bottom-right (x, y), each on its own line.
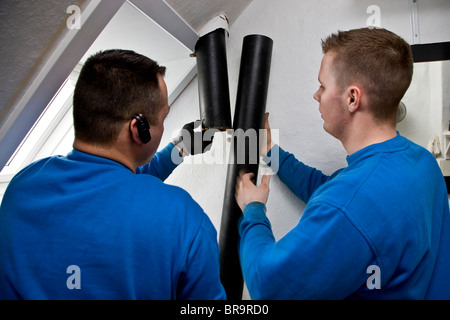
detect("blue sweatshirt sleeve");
top-left (269, 145), bottom-right (331, 203)
top-left (238, 201), bottom-right (374, 299)
top-left (136, 142), bottom-right (181, 181)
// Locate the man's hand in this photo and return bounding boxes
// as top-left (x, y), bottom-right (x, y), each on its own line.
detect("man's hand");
top-left (235, 170), bottom-right (271, 212)
top-left (260, 113), bottom-right (274, 157)
top-left (172, 120), bottom-right (218, 156)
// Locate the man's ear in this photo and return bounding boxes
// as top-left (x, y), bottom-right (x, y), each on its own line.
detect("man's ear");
top-left (347, 85), bottom-right (362, 113)
top-left (129, 119), bottom-right (144, 145)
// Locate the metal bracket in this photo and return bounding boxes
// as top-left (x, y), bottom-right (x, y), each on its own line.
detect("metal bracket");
top-left (410, 0), bottom-right (420, 44)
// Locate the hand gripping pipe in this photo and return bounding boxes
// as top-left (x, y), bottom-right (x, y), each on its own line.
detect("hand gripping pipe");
top-left (219, 34), bottom-right (273, 300)
top-left (195, 28), bottom-right (232, 131)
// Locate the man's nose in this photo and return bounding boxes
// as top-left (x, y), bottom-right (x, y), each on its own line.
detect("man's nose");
top-left (313, 90), bottom-right (320, 102)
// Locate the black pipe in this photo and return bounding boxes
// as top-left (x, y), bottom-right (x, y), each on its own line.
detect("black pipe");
top-left (195, 28), bottom-right (232, 131)
top-left (219, 34), bottom-right (273, 300)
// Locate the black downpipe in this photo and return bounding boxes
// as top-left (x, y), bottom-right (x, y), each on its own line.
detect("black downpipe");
top-left (219, 35), bottom-right (273, 300)
top-left (195, 28), bottom-right (232, 131)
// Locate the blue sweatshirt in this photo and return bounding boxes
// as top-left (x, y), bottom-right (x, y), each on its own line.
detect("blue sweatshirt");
top-left (239, 134), bottom-right (450, 299)
top-left (0, 143), bottom-right (226, 300)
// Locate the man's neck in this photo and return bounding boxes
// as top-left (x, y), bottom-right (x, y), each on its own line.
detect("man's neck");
top-left (73, 139), bottom-right (136, 173)
top-left (341, 120), bottom-right (398, 156)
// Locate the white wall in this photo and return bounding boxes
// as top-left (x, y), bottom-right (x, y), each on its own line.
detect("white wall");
top-left (399, 61), bottom-right (444, 149)
top-left (158, 0), bottom-right (450, 299)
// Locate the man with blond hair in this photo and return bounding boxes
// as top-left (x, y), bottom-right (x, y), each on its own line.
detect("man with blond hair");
top-left (235, 28), bottom-right (450, 299)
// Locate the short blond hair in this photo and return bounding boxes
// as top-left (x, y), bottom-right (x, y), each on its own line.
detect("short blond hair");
top-left (322, 28), bottom-right (413, 124)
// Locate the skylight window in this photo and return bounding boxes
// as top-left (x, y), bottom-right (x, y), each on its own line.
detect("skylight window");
top-left (0, 78), bottom-right (75, 178)
top-left (0, 0), bottom-right (197, 200)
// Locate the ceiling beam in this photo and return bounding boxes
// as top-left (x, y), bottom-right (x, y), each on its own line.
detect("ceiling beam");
top-left (129, 0), bottom-right (199, 52)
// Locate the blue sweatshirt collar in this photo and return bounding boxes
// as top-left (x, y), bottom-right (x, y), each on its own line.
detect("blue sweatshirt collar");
top-left (346, 133), bottom-right (409, 166)
top-left (67, 149), bottom-right (130, 170)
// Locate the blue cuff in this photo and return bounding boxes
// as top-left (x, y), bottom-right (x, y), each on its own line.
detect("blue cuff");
top-left (243, 202), bottom-right (267, 217)
top-left (239, 202), bottom-right (270, 238)
top-left (262, 144), bottom-right (280, 172)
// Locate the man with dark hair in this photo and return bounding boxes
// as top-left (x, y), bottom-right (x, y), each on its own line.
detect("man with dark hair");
top-left (235, 28), bottom-right (450, 299)
top-left (0, 49), bottom-right (226, 300)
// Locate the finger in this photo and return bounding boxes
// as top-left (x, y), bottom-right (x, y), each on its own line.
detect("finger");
top-left (236, 171), bottom-right (243, 186)
top-left (236, 170), bottom-right (248, 189)
top-left (264, 113), bottom-right (270, 131)
top-left (242, 172), bottom-right (255, 184)
top-left (260, 174), bottom-right (271, 188)
top-left (238, 169), bottom-right (252, 179)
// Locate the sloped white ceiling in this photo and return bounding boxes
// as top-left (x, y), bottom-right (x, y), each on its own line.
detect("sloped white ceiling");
top-left (164, 0), bottom-right (253, 32)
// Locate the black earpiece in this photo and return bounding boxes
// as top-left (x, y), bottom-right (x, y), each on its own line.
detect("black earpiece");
top-left (132, 113), bottom-right (151, 144)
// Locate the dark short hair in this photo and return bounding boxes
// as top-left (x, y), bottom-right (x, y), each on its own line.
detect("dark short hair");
top-left (73, 49), bottom-right (166, 146)
top-left (321, 28), bottom-right (413, 124)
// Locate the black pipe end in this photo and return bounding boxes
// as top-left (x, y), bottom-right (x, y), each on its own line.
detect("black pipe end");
top-left (195, 28), bottom-right (233, 131)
